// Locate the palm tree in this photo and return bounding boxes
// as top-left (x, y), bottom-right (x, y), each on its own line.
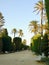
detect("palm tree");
top-left (29, 21), bottom-right (38, 35)
top-left (22, 39), bottom-right (27, 45)
top-left (0, 12), bottom-right (4, 30)
top-left (0, 12), bottom-right (5, 37)
top-left (18, 29), bottom-right (23, 38)
top-left (34, 0), bottom-right (44, 35)
top-left (12, 28), bottom-right (17, 38)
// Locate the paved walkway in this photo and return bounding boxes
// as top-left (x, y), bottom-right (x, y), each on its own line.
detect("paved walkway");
top-left (0, 50), bottom-right (45, 65)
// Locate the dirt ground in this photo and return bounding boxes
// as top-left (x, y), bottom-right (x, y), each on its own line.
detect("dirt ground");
top-left (0, 50), bottom-right (46, 65)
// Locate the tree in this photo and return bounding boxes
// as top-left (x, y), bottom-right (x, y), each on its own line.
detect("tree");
top-left (0, 12), bottom-right (5, 37)
top-left (2, 36), bottom-right (12, 53)
top-left (1, 28), bottom-right (12, 53)
top-left (34, 0), bottom-right (44, 35)
top-left (13, 37), bottom-right (22, 51)
top-left (29, 21), bottom-right (38, 34)
top-left (22, 39), bottom-right (27, 45)
top-left (0, 12), bottom-right (4, 29)
top-left (1, 28), bottom-right (8, 36)
top-left (18, 29), bottom-right (23, 37)
top-left (45, 0), bottom-right (49, 26)
top-left (12, 28), bottom-right (17, 38)
top-left (30, 34), bottom-right (41, 54)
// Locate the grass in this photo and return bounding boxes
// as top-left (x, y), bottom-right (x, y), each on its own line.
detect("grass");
top-left (41, 57), bottom-right (49, 65)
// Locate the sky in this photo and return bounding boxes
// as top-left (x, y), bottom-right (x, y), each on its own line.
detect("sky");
top-left (0, 0), bottom-right (40, 45)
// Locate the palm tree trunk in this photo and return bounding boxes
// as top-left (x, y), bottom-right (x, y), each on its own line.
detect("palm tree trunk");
top-left (40, 0), bottom-right (43, 54)
top-left (41, 0), bottom-right (43, 36)
top-left (41, 9), bottom-right (43, 36)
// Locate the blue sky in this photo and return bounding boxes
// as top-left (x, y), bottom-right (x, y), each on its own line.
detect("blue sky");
top-left (0, 0), bottom-right (40, 45)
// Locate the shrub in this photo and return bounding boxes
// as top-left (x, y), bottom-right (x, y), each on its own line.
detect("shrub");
top-left (2, 36), bottom-right (12, 53)
top-left (43, 33), bottom-right (48, 57)
top-left (21, 44), bottom-right (29, 50)
top-left (13, 37), bottom-right (22, 51)
top-left (0, 37), bottom-right (3, 52)
top-left (30, 34), bottom-right (41, 54)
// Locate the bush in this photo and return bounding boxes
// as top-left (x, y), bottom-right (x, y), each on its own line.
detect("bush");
top-left (21, 44), bottom-right (29, 50)
top-left (0, 37), bottom-right (3, 52)
top-left (43, 33), bottom-right (48, 57)
top-left (2, 36), bottom-right (12, 53)
top-left (13, 37), bottom-right (22, 51)
top-left (31, 33), bottom-right (49, 56)
top-left (30, 34), bottom-right (41, 54)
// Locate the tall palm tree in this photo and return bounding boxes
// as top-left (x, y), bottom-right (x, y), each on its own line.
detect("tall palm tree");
top-left (12, 28), bottom-right (17, 38)
top-left (34, 0), bottom-right (44, 35)
top-left (29, 21), bottom-right (38, 35)
top-left (18, 29), bottom-right (23, 38)
top-left (0, 12), bottom-right (4, 30)
top-left (0, 12), bottom-right (5, 37)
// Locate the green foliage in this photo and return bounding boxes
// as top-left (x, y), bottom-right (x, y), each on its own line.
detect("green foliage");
top-left (21, 44), bottom-right (29, 50)
top-left (0, 28), bottom-right (14, 53)
top-left (30, 33), bottom-right (49, 56)
top-left (30, 34), bottom-right (41, 54)
top-left (41, 57), bottom-right (49, 65)
top-left (0, 12), bottom-right (5, 27)
top-left (13, 37), bottom-right (22, 51)
top-left (12, 28), bottom-right (17, 38)
top-left (29, 20), bottom-right (38, 34)
top-left (2, 28), bottom-right (8, 36)
top-left (18, 29), bottom-right (23, 37)
top-left (2, 36), bottom-right (12, 53)
top-left (22, 39), bottom-right (27, 45)
top-left (43, 33), bottom-right (48, 57)
top-left (0, 37), bottom-right (3, 52)
top-left (45, 0), bottom-right (49, 26)
top-left (11, 42), bottom-right (16, 52)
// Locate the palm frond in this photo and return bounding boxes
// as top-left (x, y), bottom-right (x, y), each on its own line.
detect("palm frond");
top-left (34, 1), bottom-right (43, 14)
top-left (33, 8), bottom-right (39, 12)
